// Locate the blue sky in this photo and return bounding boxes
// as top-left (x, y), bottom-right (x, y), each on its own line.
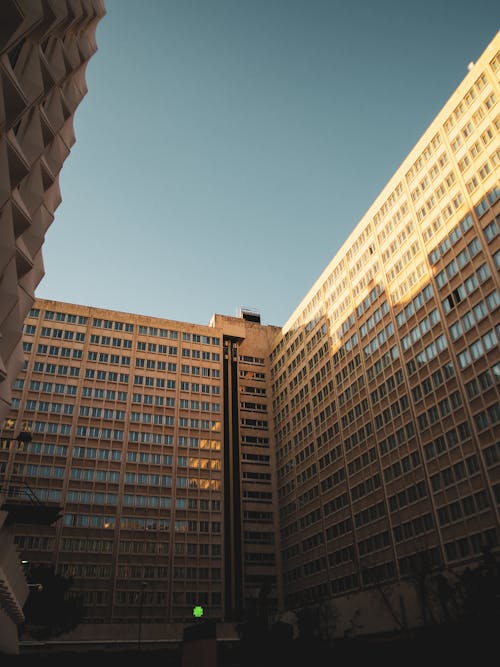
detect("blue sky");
top-left (36, 0), bottom-right (500, 327)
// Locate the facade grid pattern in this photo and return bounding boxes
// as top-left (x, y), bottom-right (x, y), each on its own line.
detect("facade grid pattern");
top-left (1, 26), bottom-right (500, 642)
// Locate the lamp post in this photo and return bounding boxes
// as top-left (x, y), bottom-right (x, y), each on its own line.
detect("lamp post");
top-left (137, 582), bottom-right (146, 650)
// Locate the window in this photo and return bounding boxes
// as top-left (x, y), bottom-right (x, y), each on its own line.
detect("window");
top-left (484, 220), bottom-right (499, 243)
top-left (483, 330), bottom-right (498, 352)
top-left (470, 339), bottom-right (484, 361)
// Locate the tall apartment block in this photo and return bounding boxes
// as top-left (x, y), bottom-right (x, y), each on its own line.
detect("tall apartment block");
top-left (0, 0), bottom-right (105, 653)
top-left (1, 304), bottom-right (281, 628)
top-left (271, 31), bottom-right (500, 631)
top-left (0, 29), bottom-right (499, 643)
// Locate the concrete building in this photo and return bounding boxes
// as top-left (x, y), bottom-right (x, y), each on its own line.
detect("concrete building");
top-left (0, 0), bottom-right (105, 653)
top-left (272, 30), bottom-right (500, 635)
top-left (1, 302), bottom-right (281, 631)
top-left (0, 25), bottom-right (499, 648)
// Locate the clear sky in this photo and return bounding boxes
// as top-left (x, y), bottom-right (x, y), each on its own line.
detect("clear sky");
top-left (36, 0), bottom-right (500, 327)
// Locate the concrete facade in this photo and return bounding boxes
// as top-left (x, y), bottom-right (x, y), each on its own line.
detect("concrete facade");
top-left (1, 302), bottom-right (281, 628)
top-left (272, 30), bottom-right (500, 634)
top-left (0, 24), bottom-right (499, 649)
top-left (0, 0), bottom-right (105, 653)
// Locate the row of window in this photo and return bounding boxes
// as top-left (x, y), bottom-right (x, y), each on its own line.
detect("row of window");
top-left (483, 216), bottom-right (499, 243)
top-left (445, 527), bottom-right (498, 563)
top-left (24, 381), bottom-right (128, 400)
top-left (30, 421), bottom-right (74, 435)
top-left (437, 490), bottom-right (491, 525)
top-left (355, 284), bottom-right (385, 319)
top-left (32, 362), bottom-right (80, 376)
top-left (428, 212), bottom-right (474, 266)
top-left (369, 368), bottom-right (404, 406)
top-left (24, 400), bottom-right (74, 414)
top-left (67, 491), bottom-right (119, 505)
top-left (60, 538), bottom-right (112, 553)
top-left (173, 520), bottom-right (221, 532)
top-left (91, 335), bottom-right (132, 347)
top-left (456, 326), bottom-right (499, 369)
top-left (401, 308), bottom-right (441, 351)
top-left (24, 326), bottom-right (220, 352)
top-left (474, 402), bottom-right (500, 431)
top-left (32, 344), bottom-right (84, 356)
top-left (129, 406), bottom-right (220, 423)
top-left (358, 530), bottom-right (390, 556)
top-left (406, 334), bottom-right (448, 375)
top-left (63, 514), bottom-right (116, 528)
top-left (442, 262), bottom-right (492, 314)
top-left (393, 512), bottom-right (434, 542)
top-left (411, 360), bottom-right (455, 403)
top-left (343, 422), bottom-right (372, 454)
top-left (449, 290), bottom-right (499, 341)
top-left (28, 311), bottom-right (224, 347)
top-left (347, 446), bottom-right (377, 476)
top-left (465, 363), bottom-right (500, 400)
top-left (17, 441), bottom-right (68, 456)
top-left (382, 451), bottom-right (420, 483)
top-left (181, 349), bottom-right (220, 361)
top-left (374, 395), bottom-right (409, 430)
top-left (70, 468), bottom-right (120, 482)
top-left (366, 345), bottom-right (399, 382)
top-left (171, 567), bottom-right (221, 580)
top-left (71, 417), bottom-right (222, 440)
top-left (430, 454), bottom-right (480, 492)
top-left (474, 186), bottom-right (500, 218)
top-left (29, 309), bottom-right (88, 324)
top-left (14, 464), bottom-right (64, 478)
top-left (25, 326), bottom-right (86, 341)
top-left (394, 284), bottom-right (434, 327)
top-left (174, 498), bottom-right (221, 511)
top-left (379, 421), bottom-right (416, 456)
top-left (423, 422), bottom-right (471, 461)
top-left (354, 500), bottom-right (386, 528)
top-left (359, 300), bottom-right (390, 339)
top-left (131, 434), bottom-right (220, 447)
top-left (416, 390), bottom-right (463, 431)
top-left (435, 237), bottom-right (484, 289)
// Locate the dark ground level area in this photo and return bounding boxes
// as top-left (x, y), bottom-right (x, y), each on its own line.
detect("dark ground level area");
top-left (2, 626), bottom-right (497, 667)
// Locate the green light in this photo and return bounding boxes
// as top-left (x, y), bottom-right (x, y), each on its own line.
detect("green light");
top-left (192, 605), bottom-right (204, 618)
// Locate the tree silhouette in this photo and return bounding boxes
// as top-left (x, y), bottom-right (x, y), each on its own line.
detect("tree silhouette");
top-left (20, 564), bottom-right (85, 640)
top-left (454, 546), bottom-right (500, 631)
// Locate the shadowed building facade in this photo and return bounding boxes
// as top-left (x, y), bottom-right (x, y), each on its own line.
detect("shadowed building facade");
top-left (0, 0), bottom-right (105, 653)
top-left (1, 304), bottom-right (281, 626)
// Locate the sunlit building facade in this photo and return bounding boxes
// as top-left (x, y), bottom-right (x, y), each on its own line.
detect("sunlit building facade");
top-left (0, 29), bottom-right (499, 643)
top-left (271, 31), bottom-right (500, 633)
